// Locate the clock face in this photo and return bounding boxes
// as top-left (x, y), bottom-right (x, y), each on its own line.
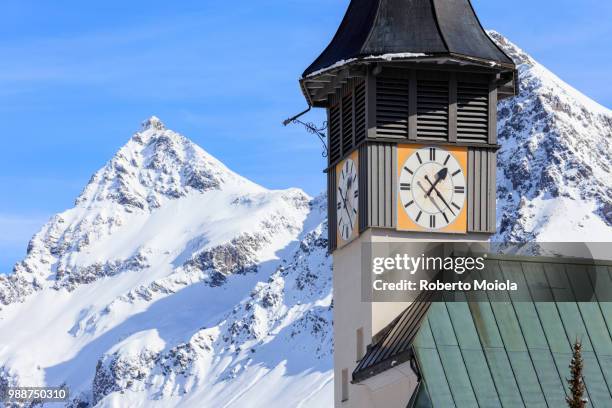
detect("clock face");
top-left (399, 146), bottom-right (466, 230)
top-left (337, 158), bottom-right (359, 241)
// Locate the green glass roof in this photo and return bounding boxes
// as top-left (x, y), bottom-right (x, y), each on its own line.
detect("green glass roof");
top-left (355, 257), bottom-right (612, 407)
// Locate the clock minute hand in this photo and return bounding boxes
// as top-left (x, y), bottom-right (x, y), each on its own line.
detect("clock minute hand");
top-left (417, 181), bottom-right (444, 213)
top-left (424, 177), bottom-right (455, 216)
top-left (425, 168), bottom-right (448, 198)
top-left (338, 187), bottom-right (354, 225)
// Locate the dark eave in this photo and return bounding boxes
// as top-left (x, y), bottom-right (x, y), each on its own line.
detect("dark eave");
top-left (301, 56), bottom-right (517, 108)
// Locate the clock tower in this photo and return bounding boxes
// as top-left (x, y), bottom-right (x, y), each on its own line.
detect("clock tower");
top-left (298, 0), bottom-right (517, 406)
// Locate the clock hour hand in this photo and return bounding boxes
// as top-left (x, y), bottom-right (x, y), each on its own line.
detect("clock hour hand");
top-left (417, 181), bottom-right (444, 213)
top-left (338, 187), bottom-right (355, 226)
top-left (423, 177), bottom-right (455, 216)
top-left (425, 168), bottom-right (448, 198)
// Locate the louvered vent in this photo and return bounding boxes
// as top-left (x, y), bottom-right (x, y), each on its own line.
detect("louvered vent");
top-left (376, 77), bottom-right (409, 138)
top-left (341, 94), bottom-right (354, 155)
top-left (457, 82), bottom-right (489, 142)
top-left (417, 80), bottom-right (448, 139)
top-left (328, 104), bottom-right (341, 163)
top-left (354, 82), bottom-right (366, 145)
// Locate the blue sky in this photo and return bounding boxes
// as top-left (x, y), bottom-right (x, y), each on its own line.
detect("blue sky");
top-left (0, 0), bottom-right (610, 273)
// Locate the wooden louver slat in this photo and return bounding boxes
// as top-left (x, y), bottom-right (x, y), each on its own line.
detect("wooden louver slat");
top-left (417, 80), bottom-right (449, 140)
top-left (328, 104), bottom-right (341, 163)
top-left (376, 77), bottom-right (409, 138)
top-left (457, 81), bottom-right (489, 142)
top-left (354, 82), bottom-right (366, 145)
top-left (341, 94), bottom-right (353, 155)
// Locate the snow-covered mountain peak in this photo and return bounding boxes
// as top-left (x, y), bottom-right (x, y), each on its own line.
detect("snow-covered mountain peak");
top-left (76, 117), bottom-right (261, 211)
top-left (1, 118), bottom-right (312, 308)
top-left (140, 115), bottom-right (166, 131)
top-left (0, 116), bottom-right (328, 405)
top-left (487, 31), bottom-right (535, 68)
top-left (489, 32), bottom-right (612, 241)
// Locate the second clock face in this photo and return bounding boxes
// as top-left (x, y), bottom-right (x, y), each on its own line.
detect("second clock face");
top-left (337, 158), bottom-right (358, 241)
top-left (399, 146), bottom-right (466, 230)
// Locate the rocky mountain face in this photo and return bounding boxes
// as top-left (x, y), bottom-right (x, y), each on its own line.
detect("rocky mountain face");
top-left (490, 32), bottom-right (612, 242)
top-left (0, 33), bottom-right (610, 407)
top-left (0, 118), bottom-right (332, 407)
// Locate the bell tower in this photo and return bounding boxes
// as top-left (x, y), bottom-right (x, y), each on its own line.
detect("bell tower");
top-left (298, 0), bottom-right (516, 406)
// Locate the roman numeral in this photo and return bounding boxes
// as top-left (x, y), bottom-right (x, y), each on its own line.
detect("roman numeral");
top-left (452, 202), bottom-right (461, 210)
top-left (404, 166), bottom-right (413, 175)
top-left (444, 155), bottom-right (451, 165)
top-left (429, 148), bottom-right (436, 161)
top-left (442, 212), bottom-right (449, 223)
top-left (404, 200), bottom-right (414, 208)
top-left (416, 152), bottom-right (423, 164)
top-left (400, 183), bottom-right (411, 191)
top-left (430, 215), bottom-right (436, 229)
top-left (415, 211), bottom-right (422, 223)
top-left (354, 189), bottom-right (359, 198)
top-left (353, 208), bottom-right (357, 214)
top-left (454, 186), bottom-right (465, 194)
top-left (337, 202), bottom-right (341, 210)
top-left (452, 170), bottom-right (461, 177)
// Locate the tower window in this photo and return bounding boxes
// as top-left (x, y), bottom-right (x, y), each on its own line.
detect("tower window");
top-left (341, 368), bottom-right (349, 402)
top-left (356, 327), bottom-right (364, 361)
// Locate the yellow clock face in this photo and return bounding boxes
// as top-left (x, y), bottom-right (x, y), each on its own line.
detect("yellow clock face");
top-left (397, 145), bottom-right (468, 233)
top-left (336, 151), bottom-right (359, 245)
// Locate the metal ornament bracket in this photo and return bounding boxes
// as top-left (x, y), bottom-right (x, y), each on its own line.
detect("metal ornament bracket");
top-left (283, 107), bottom-right (328, 158)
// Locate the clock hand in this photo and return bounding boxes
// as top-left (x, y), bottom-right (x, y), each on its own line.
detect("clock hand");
top-left (338, 188), bottom-right (355, 226)
top-left (423, 177), bottom-right (455, 216)
top-left (425, 168), bottom-right (449, 198)
top-left (435, 190), bottom-right (455, 216)
top-left (417, 181), bottom-right (444, 213)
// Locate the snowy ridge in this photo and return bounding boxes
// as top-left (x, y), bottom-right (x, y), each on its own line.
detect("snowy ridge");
top-left (0, 119), bottom-right (332, 407)
top-left (489, 31), bottom-right (612, 242)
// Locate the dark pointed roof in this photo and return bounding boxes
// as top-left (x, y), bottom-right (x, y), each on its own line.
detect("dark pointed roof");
top-left (303, 0), bottom-right (514, 77)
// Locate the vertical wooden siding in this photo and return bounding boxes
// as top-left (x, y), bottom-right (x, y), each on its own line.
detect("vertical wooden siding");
top-left (366, 143), bottom-right (397, 228)
top-left (467, 148), bottom-right (497, 233)
top-left (327, 166), bottom-right (337, 252)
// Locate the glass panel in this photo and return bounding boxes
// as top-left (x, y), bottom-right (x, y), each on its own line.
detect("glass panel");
top-left (581, 351), bottom-right (612, 408)
top-left (488, 261), bottom-right (527, 352)
top-left (483, 348), bottom-right (523, 407)
top-left (490, 301), bottom-right (528, 352)
top-left (531, 350), bottom-right (567, 407)
top-left (551, 352), bottom-right (576, 400)
top-left (446, 301), bottom-right (482, 350)
top-left (438, 345), bottom-right (478, 407)
top-left (461, 349), bottom-right (501, 407)
top-left (413, 381), bottom-right (433, 408)
top-left (598, 355), bottom-right (612, 396)
top-left (546, 264), bottom-right (594, 352)
top-left (507, 351), bottom-right (547, 407)
top-left (522, 263), bottom-right (554, 302)
top-left (427, 303), bottom-right (458, 347)
top-left (523, 263), bottom-right (572, 353)
top-left (415, 347), bottom-right (455, 407)
top-left (592, 266), bottom-right (612, 336)
top-left (414, 318), bottom-right (435, 349)
top-left (467, 302), bottom-right (504, 349)
top-left (511, 300), bottom-right (549, 351)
